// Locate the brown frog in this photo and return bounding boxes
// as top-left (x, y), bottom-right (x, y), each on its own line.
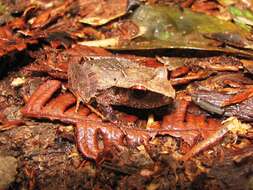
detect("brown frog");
top-left (68, 57), bottom-right (175, 121)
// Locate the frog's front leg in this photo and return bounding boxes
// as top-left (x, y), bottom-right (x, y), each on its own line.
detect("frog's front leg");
top-left (75, 97), bottom-right (81, 113)
top-left (75, 97), bottom-right (107, 120)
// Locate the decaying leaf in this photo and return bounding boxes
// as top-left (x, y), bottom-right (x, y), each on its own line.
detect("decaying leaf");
top-left (79, 0), bottom-right (129, 26)
top-left (24, 45), bottom-right (112, 79)
top-left (30, 0), bottom-right (72, 29)
top-left (188, 73), bottom-right (253, 121)
top-left (158, 56), bottom-right (243, 72)
top-left (183, 117), bottom-right (251, 160)
top-left (78, 20), bottom-right (145, 47)
top-left (76, 120), bottom-right (154, 160)
top-left (241, 59), bottom-right (253, 73)
top-left (162, 99), bottom-right (222, 146)
top-left (0, 25), bottom-right (37, 57)
top-left (21, 80), bottom-right (93, 124)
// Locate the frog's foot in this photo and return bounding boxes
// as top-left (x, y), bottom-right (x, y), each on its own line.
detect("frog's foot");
top-left (97, 104), bottom-right (118, 122)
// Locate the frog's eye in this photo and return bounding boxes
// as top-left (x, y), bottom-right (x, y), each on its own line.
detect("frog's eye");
top-left (131, 89), bottom-right (148, 99)
top-left (130, 85), bottom-right (146, 90)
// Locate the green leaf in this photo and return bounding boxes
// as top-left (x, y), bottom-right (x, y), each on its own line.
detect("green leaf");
top-left (107, 5), bottom-right (253, 56)
top-left (229, 6), bottom-right (253, 27)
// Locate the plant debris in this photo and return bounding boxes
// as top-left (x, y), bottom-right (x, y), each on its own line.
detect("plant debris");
top-left (0, 1), bottom-right (252, 190)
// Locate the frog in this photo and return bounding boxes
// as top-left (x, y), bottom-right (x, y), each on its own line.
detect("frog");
top-left (68, 56), bottom-right (175, 121)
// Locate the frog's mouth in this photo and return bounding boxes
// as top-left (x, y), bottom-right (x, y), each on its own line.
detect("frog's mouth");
top-left (110, 88), bottom-right (172, 122)
top-left (129, 88), bottom-right (173, 109)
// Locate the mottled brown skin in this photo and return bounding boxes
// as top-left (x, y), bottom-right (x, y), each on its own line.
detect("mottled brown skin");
top-left (95, 87), bottom-right (172, 120)
top-left (68, 57), bottom-right (175, 121)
